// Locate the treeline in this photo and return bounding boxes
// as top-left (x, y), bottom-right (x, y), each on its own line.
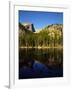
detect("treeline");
top-left (19, 24), bottom-right (63, 47)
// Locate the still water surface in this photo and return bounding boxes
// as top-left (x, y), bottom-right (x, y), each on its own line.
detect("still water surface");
top-left (19, 48), bottom-right (63, 79)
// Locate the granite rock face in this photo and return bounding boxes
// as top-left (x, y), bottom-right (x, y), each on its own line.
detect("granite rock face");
top-left (19, 23), bottom-right (35, 32)
top-left (20, 23), bottom-right (35, 32)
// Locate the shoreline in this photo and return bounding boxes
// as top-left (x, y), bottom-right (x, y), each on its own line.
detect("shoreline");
top-left (19, 46), bottom-right (63, 49)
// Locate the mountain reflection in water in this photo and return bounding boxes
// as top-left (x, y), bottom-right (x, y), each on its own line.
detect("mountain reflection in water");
top-left (19, 48), bottom-right (63, 79)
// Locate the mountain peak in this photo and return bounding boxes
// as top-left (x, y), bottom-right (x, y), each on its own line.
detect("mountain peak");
top-left (21, 23), bottom-right (35, 32)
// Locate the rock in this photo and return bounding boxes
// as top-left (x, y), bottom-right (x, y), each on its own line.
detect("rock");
top-left (22, 23), bottom-right (35, 32)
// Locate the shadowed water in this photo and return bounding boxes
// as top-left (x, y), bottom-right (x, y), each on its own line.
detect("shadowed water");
top-left (19, 48), bottom-right (63, 79)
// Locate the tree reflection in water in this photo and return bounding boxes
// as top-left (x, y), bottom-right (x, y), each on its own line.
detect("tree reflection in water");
top-left (19, 48), bottom-right (63, 79)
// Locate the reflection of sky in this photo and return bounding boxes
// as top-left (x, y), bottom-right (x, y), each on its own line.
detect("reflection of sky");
top-left (19, 60), bottom-right (63, 79)
top-left (33, 60), bottom-right (48, 72)
top-left (19, 60), bottom-right (49, 78)
top-left (19, 10), bottom-right (63, 31)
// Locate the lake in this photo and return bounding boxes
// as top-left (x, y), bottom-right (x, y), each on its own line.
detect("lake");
top-left (19, 48), bottom-right (63, 79)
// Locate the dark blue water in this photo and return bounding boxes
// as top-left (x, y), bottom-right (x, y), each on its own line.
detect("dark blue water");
top-left (19, 48), bottom-right (63, 79)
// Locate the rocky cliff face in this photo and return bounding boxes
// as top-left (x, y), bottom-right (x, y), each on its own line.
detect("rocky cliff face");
top-left (20, 23), bottom-right (35, 32)
top-left (44, 24), bottom-right (63, 32)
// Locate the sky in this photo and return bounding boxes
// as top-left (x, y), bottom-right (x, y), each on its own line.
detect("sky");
top-left (19, 10), bottom-right (63, 31)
